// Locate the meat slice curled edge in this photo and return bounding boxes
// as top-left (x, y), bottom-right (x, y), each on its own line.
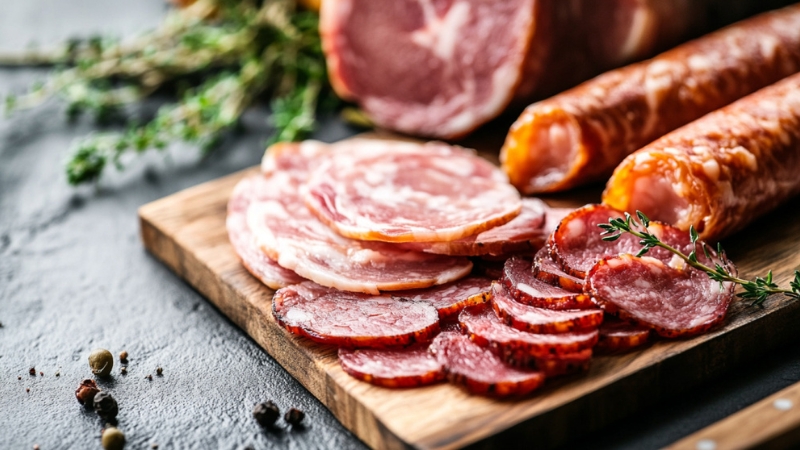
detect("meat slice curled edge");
top-left (491, 282), bottom-right (603, 334)
top-left (338, 347), bottom-right (445, 388)
top-left (501, 256), bottom-right (593, 310)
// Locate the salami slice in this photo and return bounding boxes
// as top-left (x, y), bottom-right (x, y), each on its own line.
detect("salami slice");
top-left (273, 281), bottom-right (440, 348)
top-left (392, 276), bottom-right (492, 320)
top-left (586, 255), bottom-right (734, 338)
top-left (550, 204), bottom-right (695, 278)
top-left (430, 331), bottom-right (546, 397)
top-left (250, 143), bottom-right (473, 294)
top-left (397, 198), bottom-right (547, 256)
top-left (596, 316), bottom-right (651, 353)
top-left (459, 305), bottom-right (598, 364)
top-left (227, 175), bottom-right (304, 289)
top-left (304, 140), bottom-right (522, 243)
top-left (501, 257), bottom-right (593, 310)
top-left (491, 282), bottom-right (603, 334)
top-left (533, 349), bottom-right (593, 377)
top-left (532, 246), bottom-right (584, 293)
top-left (338, 347), bottom-right (445, 388)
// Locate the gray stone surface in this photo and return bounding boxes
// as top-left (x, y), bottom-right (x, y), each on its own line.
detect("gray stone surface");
top-left (2, 2), bottom-right (800, 450)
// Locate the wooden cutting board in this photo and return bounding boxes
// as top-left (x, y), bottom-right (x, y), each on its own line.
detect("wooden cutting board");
top-left (138, 139), bottom-right (800, 450)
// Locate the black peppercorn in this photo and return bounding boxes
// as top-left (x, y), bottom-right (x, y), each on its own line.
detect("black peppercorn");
top-left (156, 367), bottom-right (163, 376)
top-left (75, 379), bottom-right (100, 405)
top-left (284, 408), bottom-right (305, 426)
top-left (93, 391), bottom-right (119, 421)
top-left (252, 401), bottom-right (280, 427)
top-left (29, 367), bottom-right (36, 376)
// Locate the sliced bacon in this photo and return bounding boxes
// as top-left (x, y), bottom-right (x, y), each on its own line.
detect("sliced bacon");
top-left (586, 255), bottom-right (734, 338)
top-left (459, 305), bottom-right (598, 364)
top-left (249, 142), bottom-right (472, 295)
top-left (491, 282), bottom-right (603, 334)
top-left (338, 347), bottom-right (445, 388)
top-left (596, 316), bottom-right (651, 353)
top-left (397, 198), bottom-right (547, 256)
top-left (532, 246), bottom-right (584, 293)
top-left (392, 276), bottom-right (492, 320)
top-left (533, 349), bottom-right (593, 377)
top-left (272, 281), bottom-right (440, 348)
top-left (304, 140), bottom-right (522, 243)
top-left (227, 175), bottom-right (304, 289)
top-left (501, 257), bottom-right (593, 310)
top-left (430, 331), bottom-right (546, 397)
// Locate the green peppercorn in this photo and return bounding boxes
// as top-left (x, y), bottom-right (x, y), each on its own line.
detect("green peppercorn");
top-left (284, 408), bottom-right (305, 426)
top-left (252, 401), bottom-right (280, 427)
top-left (93, 391), bottom-right (119, 421)
top-left (88, 349), bottom-right (113, 377)
top-left (75, 379), bottom-right (100, 405)
top-left (101, 427), bottom-right (125, 450)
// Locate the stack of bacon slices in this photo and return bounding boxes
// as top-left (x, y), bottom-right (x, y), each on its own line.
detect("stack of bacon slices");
top-left (227, 139), bottom-right (736, 397)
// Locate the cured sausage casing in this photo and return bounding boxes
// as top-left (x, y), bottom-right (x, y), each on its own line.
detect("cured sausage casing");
top-left (502, 4), bottom-right (800, 193)
top-left (603, 72), bottom-right (800, 240)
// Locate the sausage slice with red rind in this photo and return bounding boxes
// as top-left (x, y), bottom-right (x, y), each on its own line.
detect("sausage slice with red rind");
top-left (534, 349), bottom-right (593, 377)
top-left (273, 281), bottom-right (440, 348)
top-left (458, 305), bottom-right (598, 362)
top-left (586, 255), bottom-right (734, 338)
top-left (392, 276), bottom-right (492, 320)
top-left (532, 246), bottom-right (584, 293)
top-left (492, 282), bottom-right (603, 334)
top-left (430, 331), bottom-right (546, 397)
top-left (596, 316), bottom-right (651, 353)
top-left (338, 347), bottom-right (445, 388)
top-left (501, 257), bottom-right (593, 310)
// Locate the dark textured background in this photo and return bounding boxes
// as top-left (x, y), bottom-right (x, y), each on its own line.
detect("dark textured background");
top-left (1, 2), bottom-right (800, 449)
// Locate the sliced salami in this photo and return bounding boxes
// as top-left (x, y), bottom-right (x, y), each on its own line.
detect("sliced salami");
top-left (226, 175), bottom-right (304, 289)
top-left (532, 246), bottom-right (584, 293)
top-left (501, 257), bottom-right (593, 310)
top-left (459, 305), bottom-right (598, 364)
top-left (392, 276), bottom-right (492, 320)
top-left (596, 316), bottom-right (651, 353)
top-left (250, 143), bottom-right (473, 294)
top-left (338, 347), bottom-right (445, 388)
top-left (430, 331), bottom-right (546, 397)
top-left (586, 255), bottom-right (734, 338)
top-left (533, 349), bottom-right (593, 377)
top-left (397, 198), bottom-right (547, 256)
top-left (273, 281), bottom-right (440, 348)
top-left (491, 282), bottom-right (603, 334)
top-left (304, 140), bottom-right (522, 243)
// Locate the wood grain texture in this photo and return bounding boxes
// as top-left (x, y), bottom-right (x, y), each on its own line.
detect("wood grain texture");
top-left (138, 157), bottom-right (800, 450)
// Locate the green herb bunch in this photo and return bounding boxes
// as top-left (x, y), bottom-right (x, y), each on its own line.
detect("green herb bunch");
top-left (599, 211), bottom-right (800, 307)
top-left (1, 0), bottom-right (338, 184)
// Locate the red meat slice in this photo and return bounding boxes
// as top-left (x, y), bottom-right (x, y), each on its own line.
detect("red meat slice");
top-left (501, 257), bottom-right (593, 310)
top-left (492, 282), bottom-right (603, 334)
top-left (273, 281), bottom-right (440, 348)
top-left (430, 331), bottom-right (546, 397)
top-left (338, 347), bottom-right (445, 388)
top-left (392, 276), bottom-right (492, 319)
top-left (532, 246), bottom-right (584, 293)
top-left (397, 198), bottom-right (547, 256)
top-left (458, 305), bottom-right (598, 365)
top-left (596, 316), bottom-right (651, 353)
top-left (586, 255), bottom-right (734, 338)
top-left (304, 140), bottom-right (522, 243)
top-left (533, 349), bottom-right (593, 377)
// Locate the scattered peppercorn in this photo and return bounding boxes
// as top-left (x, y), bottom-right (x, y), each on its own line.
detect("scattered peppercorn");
top-left (55, 371), bottom-right (60, 377)
top-left (119, 351), bottom-right (128, 362)
top-left (101, 427), bottom-right (125, 450)
top-left (33, 445), bottom-right (39, 450)
top-left (26, 388), bottom-right (30, 393)
top-left (29, 367), bottom-right (36, 376)
top-left (150, 444), bottom-right (158, 449)
top-left (39, 371), bottom-right (43, 377)
top-left (88, 349), bottom-right (114, 377)
top-left (145, 374), bottom-right (152, 381)
top-left (156, 367), bottom-right (163, 376)
top-left (252, 401), bottom-right (280, 427)
top-left (120, 367), bottom-right (127, 375)
top-left (93, 392), bottom-right (119, 421)
top-left (75, 379), bottom-right (100, 406)
top-left (18, 376), bottom-right (21, 380)
top-left (284, 408), bottom-right (305, 426)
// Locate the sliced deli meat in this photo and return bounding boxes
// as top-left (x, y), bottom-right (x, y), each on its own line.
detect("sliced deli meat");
top-left (502, 4), bottom-right (800, 194)
top-left (227, 175), bottom-right (304, 289)
top-left (250, 142), bottom-right (472, 294)
top-left (587, 255), bottom-right (735, 338)
top-left (596, 317), bottom-right (651, 353)
top-left (533, 349), bottom-right (593, 377)
top-left (491, 282), bottom-right (603, 334)
top-left (392, 276), bottom-right (492, 319)
top-left (338, 347), bottom-right (445, 388)
top-left (273, 281), bottom-right (440, 348)
top-left (532, 246), bottom-right (584, 293)
top-left (430, 331), bottom-right (546, 397)
top-left (304, 140), bottom-right (522, 243)
top-left (603, 71), bottom-right (800, 240)
top-left (397, 198), bottom-right (547, 256)
top-left (501, 257), bottom-right (592, 310)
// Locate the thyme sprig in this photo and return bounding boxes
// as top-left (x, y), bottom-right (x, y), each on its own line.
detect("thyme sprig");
top-left (2, 0), bottom-right (338, 185)
top-left (598, 211), bottom-right (800, 307)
